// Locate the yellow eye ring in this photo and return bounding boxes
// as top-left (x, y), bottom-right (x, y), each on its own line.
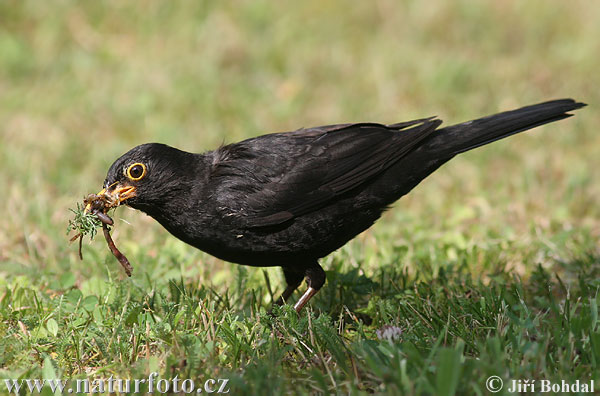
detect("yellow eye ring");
top-left (126, 163), bottom-right (147, 180)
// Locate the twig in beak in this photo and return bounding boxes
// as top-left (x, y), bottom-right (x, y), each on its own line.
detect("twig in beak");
top-left (78, 234), bottom-right (83, 260)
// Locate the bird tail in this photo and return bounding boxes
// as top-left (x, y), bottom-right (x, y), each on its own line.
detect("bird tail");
top-left (428, 99), bottom-right (586, 157)
top-left (373, 98), bottom-right (586, 202)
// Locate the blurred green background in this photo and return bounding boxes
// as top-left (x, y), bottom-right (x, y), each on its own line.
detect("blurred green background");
top-left (1, 0), bottom-right (597, 280)
top-left (0, 1), bottom-right (598, 394)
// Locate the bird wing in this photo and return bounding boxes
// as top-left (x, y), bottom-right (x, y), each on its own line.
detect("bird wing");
top-left (211, 118), bottom-right (441, 227)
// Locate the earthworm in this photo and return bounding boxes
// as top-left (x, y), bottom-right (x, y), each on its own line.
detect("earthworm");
top-left (94, 210), bottom-right (114, 226)
top-left (102, 223), bottom-right (133, 277)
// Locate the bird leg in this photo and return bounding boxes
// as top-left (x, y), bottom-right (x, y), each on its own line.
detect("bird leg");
top-left (273, 268), bottom-right (304, 306)
top-left (293, 263), bottom-right (326, 313)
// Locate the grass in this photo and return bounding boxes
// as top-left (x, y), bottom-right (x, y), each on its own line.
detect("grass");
top-left (1, 1), bottom-right (599, 394)
top-left (66, 203), bottom-right (102, 241)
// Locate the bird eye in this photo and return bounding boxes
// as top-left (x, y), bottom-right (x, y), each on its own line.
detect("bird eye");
top-left (126, 163), bottom-right (146, 180)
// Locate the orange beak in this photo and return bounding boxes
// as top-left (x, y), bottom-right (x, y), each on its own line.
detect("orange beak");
top-left (108, 184), bottom-right (137, 204)
top-left (84, 184), bottom-right (137, 212)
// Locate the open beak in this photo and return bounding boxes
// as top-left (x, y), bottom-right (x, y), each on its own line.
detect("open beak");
top-left (84, 183), bottom-right (137, 213)
top-left (107, 184), bottom-right (137, 204)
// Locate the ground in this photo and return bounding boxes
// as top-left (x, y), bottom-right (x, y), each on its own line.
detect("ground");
top-left (0, 1), bottom-right (599, 395)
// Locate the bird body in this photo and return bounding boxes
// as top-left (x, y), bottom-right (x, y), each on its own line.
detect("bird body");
top-left (102, 99), bottom-right (585, 311)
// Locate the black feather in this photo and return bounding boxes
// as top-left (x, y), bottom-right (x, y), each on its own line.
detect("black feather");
top-left (101, 99), bottom-right (585, 310)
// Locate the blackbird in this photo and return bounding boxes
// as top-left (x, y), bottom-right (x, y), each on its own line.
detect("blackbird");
top-left (100, 99), bottom-right (584, 312)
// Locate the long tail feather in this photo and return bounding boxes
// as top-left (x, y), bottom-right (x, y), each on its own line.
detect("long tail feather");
top-left (428, 99), bottom-right (586, 157)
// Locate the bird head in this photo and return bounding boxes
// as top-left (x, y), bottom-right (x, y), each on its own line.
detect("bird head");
top-left (99, 143), bottom-right (193, 213)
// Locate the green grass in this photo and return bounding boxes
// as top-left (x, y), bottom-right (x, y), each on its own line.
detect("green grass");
top-left (1, 1), bottom-right (599, 395)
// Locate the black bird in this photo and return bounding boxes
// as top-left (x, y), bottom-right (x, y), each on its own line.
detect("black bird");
top-left (101, 99), bottom-right (585, 312)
